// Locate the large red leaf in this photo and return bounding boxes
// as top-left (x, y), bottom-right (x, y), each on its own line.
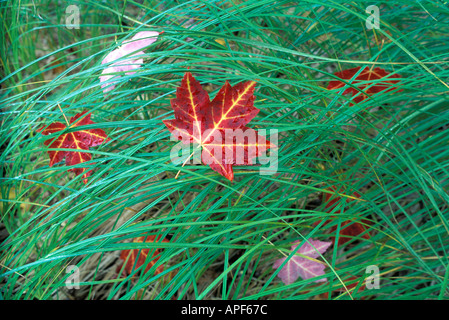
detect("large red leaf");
top-left (38, 111), bottom-right (110, 183)
top-left (314, 186), bottom-right (371, 245)
top-left (327, 66), bottom-right (402, 103)
top-left (163, 72), bottom-right (274, 181)
top-left (119, 235), bottom-right (169, 276)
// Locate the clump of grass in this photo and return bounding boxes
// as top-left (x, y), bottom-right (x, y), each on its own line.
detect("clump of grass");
top-left (1, 0), bottom-right (449, 300)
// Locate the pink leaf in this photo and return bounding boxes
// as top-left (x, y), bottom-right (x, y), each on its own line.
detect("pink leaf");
top-left (100, 31), bottom-right (160, 93)
top-left (272, 238), bottom-right (332, 285)
top-left (122, 31), bottom-right (159, 52)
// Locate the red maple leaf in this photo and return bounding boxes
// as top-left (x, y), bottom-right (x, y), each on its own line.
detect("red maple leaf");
top-left (38, 111), bottom-right (110, 183)
top-left (118, 235), bottom-right (169, 276)
top-left (163, 72), bottom-right (275, 181)
top-left (327, 66), bottom-right (402, 103)
top-left (314, 186), bottom-right (371, 245)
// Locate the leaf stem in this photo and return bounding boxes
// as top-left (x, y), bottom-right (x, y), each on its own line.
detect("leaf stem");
top-left (57, 103), bottom-right (70, 126)
top-left (175, 151), bottom-right (195, 179)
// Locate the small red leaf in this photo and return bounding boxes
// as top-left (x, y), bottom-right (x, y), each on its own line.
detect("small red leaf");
top-left (315, 186), bottom-right (371, 245)
top-left (323, 185), bottom-right (361, 213)
top-left (39, 111), bottom-right (110, 183)
top-left (327, 66), bottom-right (402, 103)
top-left (119, 235), bottom-right (169, 276)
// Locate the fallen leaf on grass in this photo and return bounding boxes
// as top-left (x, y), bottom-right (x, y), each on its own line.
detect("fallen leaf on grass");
top-left (100, 31), bottom-right (160, 93)
top-left (272, 238), bottom-right (332, 285)
top-left (38, 111), bottom-right (110, 183)
top-left (163, 72), bottom-right (275, 181)
top-left (315, 186), bottom-right (371, 245)
top-left (119, 235), bottom-right (169, 276)
top-left (327, 66), bottom-right (402, 103)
